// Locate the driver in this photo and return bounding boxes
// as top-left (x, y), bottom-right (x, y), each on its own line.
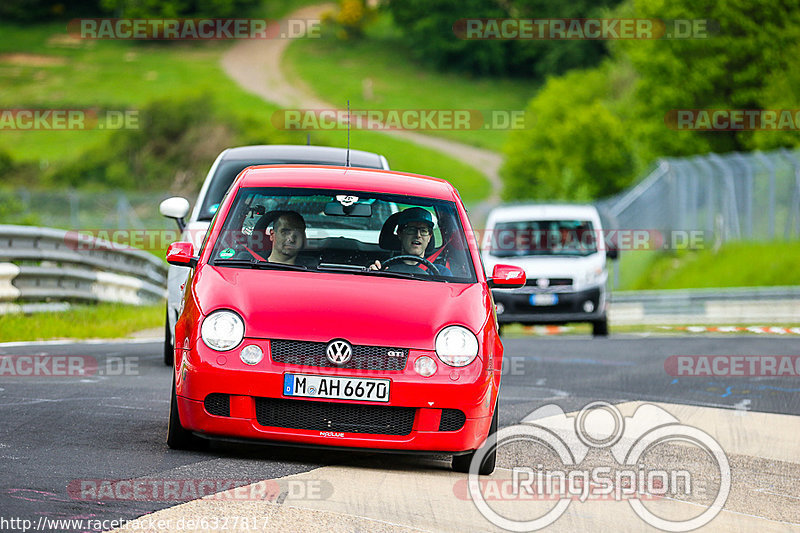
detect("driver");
top-left (369, 207), bottom-right (452, 276)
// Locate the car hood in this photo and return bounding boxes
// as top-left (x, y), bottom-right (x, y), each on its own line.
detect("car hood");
top-left (193, 266), bottom-right (490, 349)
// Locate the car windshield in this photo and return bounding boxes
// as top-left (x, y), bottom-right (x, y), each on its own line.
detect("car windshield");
top-left (489, 220), bottom-right (597, 257)
top-left (208, 187), bottom-right (477, 283)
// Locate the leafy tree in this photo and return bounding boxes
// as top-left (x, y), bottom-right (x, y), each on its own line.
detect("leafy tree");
top-left (509, 0), bottom-right (622, 79)
top-left (502, 67), bottom-right (635, 201)
top-left (613, 0), bottom-right (800, 165)
top-left (385, 0), bottom-right (510, 76)
top-left (99, 0), bottom-right (261, 18)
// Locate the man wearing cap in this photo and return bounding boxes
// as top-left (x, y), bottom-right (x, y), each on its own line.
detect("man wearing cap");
top-left (369, 207), bottom-right (453, 276)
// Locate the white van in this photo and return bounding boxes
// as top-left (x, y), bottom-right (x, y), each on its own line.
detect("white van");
top-left (481, 204), bottom-right (617, 336)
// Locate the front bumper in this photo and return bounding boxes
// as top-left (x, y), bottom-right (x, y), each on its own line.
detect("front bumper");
top-left (493, 286), bottom-right (605, 324)
top-left (176, 342), bottom-right (496, 453)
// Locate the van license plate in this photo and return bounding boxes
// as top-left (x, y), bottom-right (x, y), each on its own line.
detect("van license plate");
top-left (530, 294), bottom-right (558, 306)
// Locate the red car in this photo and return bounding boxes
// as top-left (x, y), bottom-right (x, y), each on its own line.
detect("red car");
top-left (164, 165), bottom-right (525, 474)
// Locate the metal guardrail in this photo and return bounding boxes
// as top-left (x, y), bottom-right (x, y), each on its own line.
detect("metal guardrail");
top-left (0, 225), bottom-right (167, 310)
top-left (609, 286), bottom-right (800, 324)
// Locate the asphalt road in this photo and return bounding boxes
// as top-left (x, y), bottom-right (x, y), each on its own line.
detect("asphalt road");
top-left (0, 334), bottom-right (798, 532)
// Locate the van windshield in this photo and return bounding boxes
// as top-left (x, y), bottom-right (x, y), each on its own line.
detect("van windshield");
top-left (489, 220), bottom-right (597, 257)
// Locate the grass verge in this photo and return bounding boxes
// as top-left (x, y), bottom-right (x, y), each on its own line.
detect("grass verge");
top-left (0, 303), bottom-right (163, 342)
top-left (628, 241), bottom-right (800, 290)
top-left (284, 13), bottom-right (536, 153)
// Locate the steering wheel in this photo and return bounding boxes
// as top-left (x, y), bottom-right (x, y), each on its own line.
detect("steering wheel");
top-left (381, 255), bottom-right (440, 276)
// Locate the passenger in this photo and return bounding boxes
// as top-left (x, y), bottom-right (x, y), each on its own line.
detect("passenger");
top-left (268, 211), bottom-right (307, 265)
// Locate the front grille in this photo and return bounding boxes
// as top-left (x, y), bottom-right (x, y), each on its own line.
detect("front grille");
top-left (204, 393), bottom-right (230, 417)
top-left (271, 340), bottom-right (408, 371)
top-left (439, 409), bottom-right (466, 431)
top-left (255, 397), bottom-right (415, 435)
top-left (527, 277), bottom-right (572, 286)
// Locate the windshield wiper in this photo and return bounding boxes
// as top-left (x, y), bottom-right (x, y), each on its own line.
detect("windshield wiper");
top-left (317, 263), bottom-right (367, 272)
top-left (212, 258), bottom-right (308, 271)
top-left (364, 269), bottom-right (425, 280)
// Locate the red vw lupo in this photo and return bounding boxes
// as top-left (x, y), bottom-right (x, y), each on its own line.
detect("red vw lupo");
top-left (164, 165), bottom-right (525, 474)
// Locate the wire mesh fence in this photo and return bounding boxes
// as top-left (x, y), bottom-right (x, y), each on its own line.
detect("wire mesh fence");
top-left (0, 188), bottom-right (196, 232)
top-left (597, 148), bottom-right (800, 245)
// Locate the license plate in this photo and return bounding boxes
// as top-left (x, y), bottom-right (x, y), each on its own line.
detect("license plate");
top-left (283, 373), bottom-right (390, 402)
top-left (530, 294), bottom-right (558, 306)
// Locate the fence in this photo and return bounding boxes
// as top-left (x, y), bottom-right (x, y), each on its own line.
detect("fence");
top-left (0, 188), bottom-right (196, 231)
top-left (598, 148), bottom-right (800, 245)
top-left (0, 225), bottom-right (167, 312)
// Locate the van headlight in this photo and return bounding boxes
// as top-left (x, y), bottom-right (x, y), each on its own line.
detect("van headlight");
top-left (201, 310), bottom-right (244, 351)
top-left (435, 326), bottom-right (479, 367)
top-left (584, 267), bottom-right (604, 285)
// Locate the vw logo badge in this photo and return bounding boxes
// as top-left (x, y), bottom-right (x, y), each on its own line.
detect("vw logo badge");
top-left (536, 277), bottom-right (550, 289)
top-left (326, 339), bottom-right (353, 365)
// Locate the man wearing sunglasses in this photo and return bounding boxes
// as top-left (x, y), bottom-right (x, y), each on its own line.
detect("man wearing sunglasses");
top-left (369, 207), bottom-right (453, 277)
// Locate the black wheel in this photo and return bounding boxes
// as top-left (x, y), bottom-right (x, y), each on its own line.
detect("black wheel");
top-left (452, 401), bottom-right (498, 475)
top-left (163, 305), bottom-right (174, 366)
top-left (592, 317), bottom-right (609, 337)
top-left (380, 254), bottom-right (440, 275)
top-left (167, 374), bottom-right (203, 450)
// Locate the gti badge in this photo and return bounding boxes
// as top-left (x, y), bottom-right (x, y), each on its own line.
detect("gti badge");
top-left (326, 339), bottom-right (353, 365)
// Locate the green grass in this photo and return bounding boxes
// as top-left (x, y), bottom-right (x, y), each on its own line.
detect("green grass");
top-left (0, 15), bottom-right (490, 202)
top-left (0, 302), bottom-right (163, 342)
top-left (284, 14), bottom-right (536, 153)
top-left (628, 241), bottom-right (800, 290)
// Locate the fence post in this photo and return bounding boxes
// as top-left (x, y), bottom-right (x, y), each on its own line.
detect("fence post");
top-left (754, 151), bottom-right (776, 239)
top-left (780, 149), bottom-right (800, 238)
top-left (733, 152), bottom-right (754, 238)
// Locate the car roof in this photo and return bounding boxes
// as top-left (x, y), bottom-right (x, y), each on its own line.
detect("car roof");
top-left (220, 145), bottom-right (387, 169)
top-left (488, 203), bottom-right (600, 223)
top-left (236, 165), bottom-right (458, 200)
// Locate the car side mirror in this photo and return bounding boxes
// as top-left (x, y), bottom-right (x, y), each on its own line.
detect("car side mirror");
top-left (607, 247), bottom-right (619, 260)
top-left (166, 241), bottom-right (198, 268)
top-left (160, 197), bottom-right (191, 232)
top-left (488, 264), bottom-right (526, 289)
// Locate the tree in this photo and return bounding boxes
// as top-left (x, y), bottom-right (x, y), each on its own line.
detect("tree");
top-left (502, 67), bottom-right (635, 201)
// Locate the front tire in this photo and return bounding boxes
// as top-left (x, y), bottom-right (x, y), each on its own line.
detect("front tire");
top-left (167, 374), bottom-right (203, 450)
top-left (163, 306), bottom-right (174, 366)
top-left (452, 401), bottom-right (498, 475)
top-left (592, 317), bottom-right (609, 337)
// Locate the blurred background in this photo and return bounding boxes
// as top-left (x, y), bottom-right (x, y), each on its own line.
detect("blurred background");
top-left (1, 0), bottom-right (798, 336)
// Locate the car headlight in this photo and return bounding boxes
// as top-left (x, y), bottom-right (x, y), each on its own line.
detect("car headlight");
top-left (435, 325), bottom-right (479, 367)
top-left (201, 310), bottom-right (244, 351)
